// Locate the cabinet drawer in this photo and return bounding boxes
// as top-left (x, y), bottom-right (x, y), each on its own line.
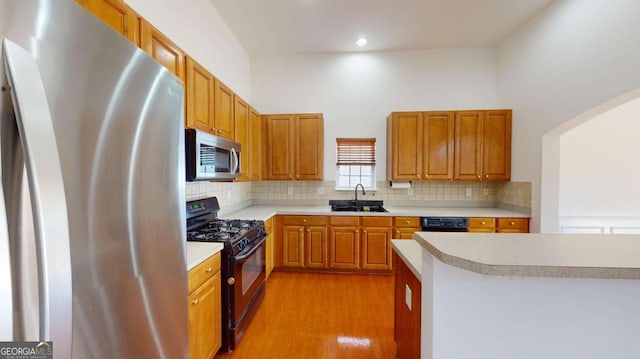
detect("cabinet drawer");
top-left (188, 253), bottom-right (221, 294)
top-left (361, 216), bottom-right (392, 227)
top-left (468, 217), bottom-right (496, 231)
top-left (281, 215), bottom-right (327, 226)
top-left (497, 218), bottom-right (529, 233)
top-left (394, 217), bottom-right (420, 228)
top-left (330, 216), bottom-right (360, 227)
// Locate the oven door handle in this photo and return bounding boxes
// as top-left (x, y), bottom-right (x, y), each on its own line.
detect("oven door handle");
top-left (234, 234), bottom-right (267, 261)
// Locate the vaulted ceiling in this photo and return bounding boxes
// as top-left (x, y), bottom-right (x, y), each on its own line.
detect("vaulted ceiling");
top-left (210, 0), bottom-right (553, 56)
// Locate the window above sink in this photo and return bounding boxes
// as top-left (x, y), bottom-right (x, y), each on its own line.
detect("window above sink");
top-left (335, 138), bottom-right (376, 191)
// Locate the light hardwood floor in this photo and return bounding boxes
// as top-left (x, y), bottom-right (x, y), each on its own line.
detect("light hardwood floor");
top-left (215, 271), bottom-right (396, 359)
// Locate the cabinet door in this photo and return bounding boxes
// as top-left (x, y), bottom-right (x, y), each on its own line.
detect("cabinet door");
top-left (294, 114), bottom-right (324, 180)
top-left (394, 252), bottom-right (422, 359)
top-left (188, 272), bottom-right (221, 359)
top-left (282, 225), bottom-right (304, 267)
top-left (214, 80), bottom-right (234, 140)
top-left (423, 112), bottom-right (454, 180)
top-left (305, 226), bottom-right (328, 268)
top-left (388, 112), bottom-right (423, 181)
top-left (140, 20), bottom-right (185, 81)
top-left (185, 57), bottom-right (215, 132)
top-left (361, 227), bottom-right (393, 271)
top-left (454, 111), bottom-right (483, 180)
top-left (248, 107), bottom-right (262, 181)
top-left (329, 227), bottom-right (360, 269)
top-left (76, 0), bottom-right (140, 45)
top-left (265, 217), bottom-right (274, 277)
top-left (264, 115), bottom-right (294, 180)
top-left (234, 96), bottom-right (250, 181)
top-left (482, 110), bottom-right (512, 181)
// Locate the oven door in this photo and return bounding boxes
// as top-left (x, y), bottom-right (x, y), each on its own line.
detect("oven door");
top-left (230, 235), bottom-right (266, 323)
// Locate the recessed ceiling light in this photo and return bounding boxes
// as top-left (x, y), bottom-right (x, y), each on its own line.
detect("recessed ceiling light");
top-left (356, 37), bottom-right (367, 46)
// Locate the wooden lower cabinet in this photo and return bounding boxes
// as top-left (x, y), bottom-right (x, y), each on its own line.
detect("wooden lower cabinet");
top-left (394, 217), bottom-right (421, 240)
top-left (188, 253), bottom-right (221, 359)
top-left (280, 216), bottom-right (328, 269)
top-left (468, 217), bottom-right (529, 233)
top-left (329, 226), bottom-right (360, 270)
top-left (394, 252), bottom-right (421, 359)
top-left (361, 217), bottom-right (393, 271)
top-left (265, 217), bottom-right (274, 277)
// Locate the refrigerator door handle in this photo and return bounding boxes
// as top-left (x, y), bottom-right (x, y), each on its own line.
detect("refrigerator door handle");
top-left (2, 40), bottom-right (72, 356)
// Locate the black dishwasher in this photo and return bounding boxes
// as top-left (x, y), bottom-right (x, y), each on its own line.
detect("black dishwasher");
top-left (421, 217), bottom-right (468, 232)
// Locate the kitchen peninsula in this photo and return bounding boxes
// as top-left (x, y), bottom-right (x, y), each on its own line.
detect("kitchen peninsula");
top-left (414, 232), bottom-right (640, 359)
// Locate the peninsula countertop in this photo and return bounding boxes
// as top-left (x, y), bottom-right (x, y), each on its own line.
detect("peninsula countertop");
top-left (414, 232), bottom-right (640, 279)
top-left (220, 205), bottom-right (529, 221)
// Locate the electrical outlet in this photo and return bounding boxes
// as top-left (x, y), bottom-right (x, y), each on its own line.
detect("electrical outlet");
top-left (407, 187), bottom-right (413, 196)
top-left (466, 187), bottom-right (472, 197)
top-left (288, 186), bottom-right (294, 195)
top-left (316, 187), bottom-right (325, 195)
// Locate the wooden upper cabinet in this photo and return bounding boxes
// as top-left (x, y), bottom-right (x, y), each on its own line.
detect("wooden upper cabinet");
top-left (185, 56), bottom-right (215, 131)
top-left (423, 112), bottom-right (454, 180)
top-left (453, 111), bottom-right (484, 180)
top-left (248, 107), bottom-right (262, 181)
top-left (140, 20), bottom-right (185, 81)
top-left (263, 113), bottom-right (323, 180)
top-left (453, 110), bottom-right (511, 181)
top-left (264, 114), bottom-right (295, 180)
top-left (294, 114), bottom-right (323, 180)
top-left (387, 111), bottom-right (454, 181)
top-left (387, 112), bottom-right (422, 181)
top-left (233, 96), bottom-right (250, 181)
top-left (482, 110), bottom-right (512, 181)
top-left (76, 0), bottom-right (140, 45)
top-left (214, 80), bottom-right (235, 140)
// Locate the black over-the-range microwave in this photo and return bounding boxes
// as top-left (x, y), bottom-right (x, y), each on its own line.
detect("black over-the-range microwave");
top-left (185, 129), bottom-right (241, 181)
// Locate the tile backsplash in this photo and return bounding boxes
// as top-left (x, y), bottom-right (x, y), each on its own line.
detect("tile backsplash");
top-left (186, 180), bottom-right (531, 213)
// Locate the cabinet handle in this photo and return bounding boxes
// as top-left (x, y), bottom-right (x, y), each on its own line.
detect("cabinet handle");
top-left (363, 230), bottom-right (367, 234)
top-left (299, 228), bottom-right (303, 232)
top-left (192, 299), bottom-right (200, 305)
top-left (303, 219), bottom-right (307, 223)
top-left (205, 267), bottom-right (212, 273)
top-left (424, 174), bottom-right (428, 179)
top-left (510, 221), bottom-right (516, 226)
top-left (218, 129), bottom-right (222, 134)
top-left (484, 174), bottom-right (489, 179)
top-left (476, 175), bottom-right (481, 179)
top-left (480, 221), bottom-right (486, 225)
top-left (227, 277), bottom-right (236, 285)
top-left (307, 229), bottom-right (310, 233)
top-left (297, 175), bottom-right (300, 179)
top-left (289, 175), bottom-right (293, 179)
top-left (405, 220), bottom-right (410, 224)
top-left (396, 231), bottom-right (400, 237)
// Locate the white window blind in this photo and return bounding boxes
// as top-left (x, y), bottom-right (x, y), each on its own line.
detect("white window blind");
top-left (336, 138), bottom-right (376, 189)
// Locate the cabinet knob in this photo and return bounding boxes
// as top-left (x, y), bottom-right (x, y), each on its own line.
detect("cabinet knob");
top-left (307, 229), bottom-right (310, 233)
top-left (303, 219), bottom-right (307, 223)
top-left (480, 221), bottom-right (486, 225)
top-left (424, 174), bottom-right (428, 178)
top-left (299, 228), bottom-right (303, 232)
top-left (363, 230), bottom-right (367, 234)
top-left (205, 267), bottom-right (212, 273)
top-left (192, 298), bottom-right (200, 305)
top-left (297, 175), bottom-right (300, 179)
top-left (405, 220), bottom-right (410, 224)
top-left (218, 129), bottom-right (222, 134)
top-left (396, 231), bottom-right (400, 237)
top-left (484, 174), bottom-right (489, 179)
top-left (510, 221), bottom-right (516, 226)
top-left (476, 175), bottom-right (481, 179)
top-left (289, 175), bottom-right (293, 179)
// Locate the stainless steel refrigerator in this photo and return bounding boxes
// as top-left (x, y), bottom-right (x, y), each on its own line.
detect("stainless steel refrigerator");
top-left (0, 0), bottom-right (188, 358)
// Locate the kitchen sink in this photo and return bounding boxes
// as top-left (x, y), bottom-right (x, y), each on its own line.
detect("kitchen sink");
top-left (329, 200), bottom-right (388, 213)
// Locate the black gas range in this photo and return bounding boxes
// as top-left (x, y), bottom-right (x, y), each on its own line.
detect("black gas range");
top-left (186, 198), bottom-right (266, 255)
top-left (186, 197), bottom-right (267, 352)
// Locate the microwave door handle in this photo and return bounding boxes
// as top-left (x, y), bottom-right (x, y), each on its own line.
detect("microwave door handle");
top-left (231, 148), bottom-right (239, 174)
top-left (3, 40), bottom-right (72, 355)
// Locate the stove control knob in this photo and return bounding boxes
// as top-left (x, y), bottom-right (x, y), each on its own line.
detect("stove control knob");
top-left (227, 277), bottom-right (236, 285)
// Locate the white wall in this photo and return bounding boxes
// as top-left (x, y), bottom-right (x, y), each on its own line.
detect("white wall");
top-left (496, 0), bottom-right (640, 231)
top-left (125, 0), bottom-right (251, 99)
top-left (559, 97), bottom-right (640, 217)
top-left (251, 48), bottom-right (497, 181)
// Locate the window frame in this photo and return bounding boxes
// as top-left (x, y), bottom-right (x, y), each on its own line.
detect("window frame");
top-left (335, 138), bottom-right (377, 191)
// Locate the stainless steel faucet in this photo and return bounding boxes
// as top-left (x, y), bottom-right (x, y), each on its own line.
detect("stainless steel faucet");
top-left (354, 183), bottom-right (366, 204)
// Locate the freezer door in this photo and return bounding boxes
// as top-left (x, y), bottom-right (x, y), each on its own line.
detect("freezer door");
top-left (1, 0), bottom-right (188, 358)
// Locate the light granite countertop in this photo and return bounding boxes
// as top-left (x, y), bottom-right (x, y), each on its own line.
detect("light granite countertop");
top-left (391, 240), bottom-right (422, 281)
top-left (220, 205), bottom-right (528, 221)
top-left (186, 242), bottom-right (224, 271)
top-left (415, 232), bottom-right (640, 279)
